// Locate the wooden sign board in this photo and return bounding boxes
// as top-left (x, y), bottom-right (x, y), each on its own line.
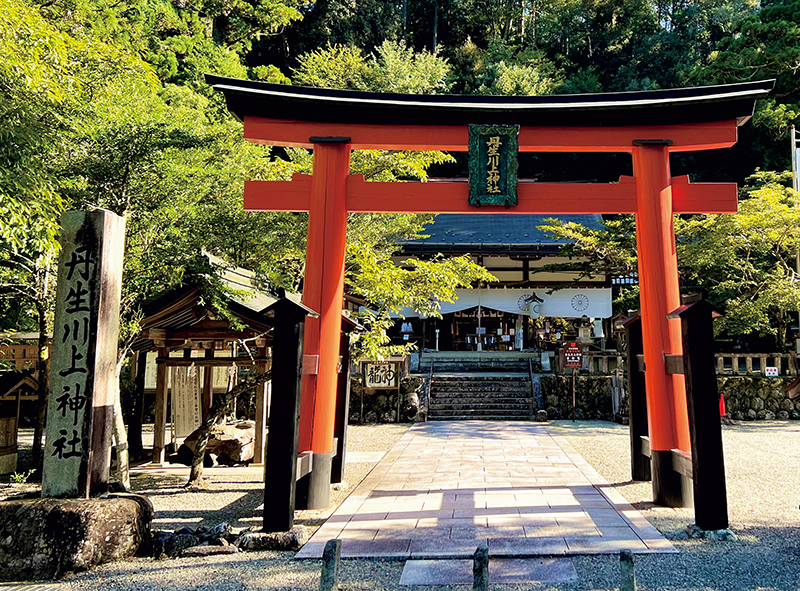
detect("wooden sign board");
top-left (468, 124), bottom-right (519, 207)
top-left (564, 343), bottom-right (583, 368)
top-left (363, 362), bottom-right (399, 389)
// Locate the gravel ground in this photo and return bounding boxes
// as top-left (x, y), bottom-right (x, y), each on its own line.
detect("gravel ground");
top-left (4, 420), bottom-right (800, 590)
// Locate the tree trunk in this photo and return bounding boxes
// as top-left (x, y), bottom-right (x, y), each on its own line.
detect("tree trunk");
top-left (31, 304), bottom-right (48, 478)
top-left (186, 369), bottom-right (272, 486)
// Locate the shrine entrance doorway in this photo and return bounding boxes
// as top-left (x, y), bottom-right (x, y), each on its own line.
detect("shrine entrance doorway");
top-left (208, 76), bottom-right (772, 510)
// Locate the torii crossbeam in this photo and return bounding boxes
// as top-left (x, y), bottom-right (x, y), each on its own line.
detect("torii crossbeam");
top-left (208, 76), bottom-right (773, 509)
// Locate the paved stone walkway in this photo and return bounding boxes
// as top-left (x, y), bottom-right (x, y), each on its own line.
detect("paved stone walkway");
top-left (296, 421), bottom-right (676, 559)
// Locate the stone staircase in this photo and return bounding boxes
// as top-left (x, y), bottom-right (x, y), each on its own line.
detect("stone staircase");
top-left (416, 352), bottom-right (542, 373)
top-left (428, 374), bottom-right (535, 420)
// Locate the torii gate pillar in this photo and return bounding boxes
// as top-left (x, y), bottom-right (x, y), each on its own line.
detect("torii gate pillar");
top-left (633, 142), bottom-right (691, 506)
top-left (296, 139), bottom-right (350, 510)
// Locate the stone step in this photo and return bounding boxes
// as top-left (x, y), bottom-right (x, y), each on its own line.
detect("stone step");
top-left (425, 364), bottom-right (535, 372)
top-left (431, 395), bottom-right (531, 403)
top-left (432, 385), bottom-right (531, 393)
top-left (430, 405), bottom-right (532, 412)
top-left (428, 372), bottom-right (534, 420)
top-left (428, 410), bottom-right (533, 419)
top-left (433, 374), bottom-right (531, 384)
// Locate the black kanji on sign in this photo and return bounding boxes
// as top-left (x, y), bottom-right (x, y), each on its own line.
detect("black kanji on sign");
top-left (56, 383), bottom-right (87, 426)
top-left (64, 281), bottom-right (91, 314)
top-left (62, 317), bottom-right (89, 344)
top-left (51, 428), bottom-right (81, 459)
top-left (64, 246), bottom-right (94, 281)
top-left (58, 344), bottom-right (87, 377)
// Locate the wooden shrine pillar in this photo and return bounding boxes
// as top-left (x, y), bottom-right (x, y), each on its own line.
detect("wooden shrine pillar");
top-left (668, 299), bottom-right (728, 530)
top-left (253, 344), bottom-right (268, 465)
top-left (632, 142), bottom-right (691, 507)
top-left (202, 348), bottom-right (214, 419)
top-left (152, 346), bottom-right (169, 464)
top-left (263, 299), bottom-right (312, 533)
top-left (297, 139), bottom-right (351, 510)
top-left (331, 319), bottom-right (356, 484)
top-left (624, 316), bottom-right (651, 483)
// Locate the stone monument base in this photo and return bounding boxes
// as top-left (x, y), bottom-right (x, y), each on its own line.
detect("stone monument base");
top-left (0, 494), bottom-right (153, 580)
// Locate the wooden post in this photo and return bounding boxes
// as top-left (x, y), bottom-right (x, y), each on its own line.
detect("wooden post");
top-left (331, 324), bottom-right (354, 484)
top-left (42, 209), bottom-right (124, 498)
top-left (668, 300), bottom-right (728, 530)
top-left (152, 348), bottom-right (169, 465)
top-left (624, 316), bottom-right (651, 482)
top-left (263, 298), bottom-right (314, 533)
top-left (253, 345), bottom-right (268, 465)
top-left (297, 139), bottom-right (351, 510)
top-left (128, 350), bottom-right (147, 459)
top-left (202, 348), bottom-right (214, 419)
top-left (632, 142), bottom-right (689, 507)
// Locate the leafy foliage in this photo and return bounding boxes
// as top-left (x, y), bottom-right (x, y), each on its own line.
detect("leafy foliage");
top-left (676, 170), bottom-right (800, 347)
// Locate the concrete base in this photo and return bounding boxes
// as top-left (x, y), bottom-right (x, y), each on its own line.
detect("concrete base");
top-left (296, 451), bottom-right (333, 510)
top-left (0, 451), bottom-right (18, 475)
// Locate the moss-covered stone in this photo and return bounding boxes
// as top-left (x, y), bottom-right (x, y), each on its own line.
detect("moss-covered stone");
top-left (0, 495), bottom-right (153, 580)
top-left (717, 376), bottom-right (797, 421)
top-left (540, 375), bottom-right (613, 421)
top-left (348, 374), bottom-right (422, 424)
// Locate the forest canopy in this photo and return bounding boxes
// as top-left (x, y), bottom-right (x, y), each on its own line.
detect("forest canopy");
top-left (2, 0), bottom-right (799, 354)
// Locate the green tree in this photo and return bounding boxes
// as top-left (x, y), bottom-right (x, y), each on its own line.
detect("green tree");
top-left (676, 170), bottom-right (800, 349)
top-left (293, 40), bottom-right (451, 93)
top-left (696, 0), bottom-right (800, 172)
top-left (536, 171), bottom-right (800, 350)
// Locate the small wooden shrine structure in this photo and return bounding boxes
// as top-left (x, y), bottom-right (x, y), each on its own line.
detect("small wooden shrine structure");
top-left (131, 282), bottom-right (276, 465)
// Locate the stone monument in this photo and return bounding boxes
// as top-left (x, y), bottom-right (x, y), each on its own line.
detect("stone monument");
top-left (42, 209), bottom-right (125, 498)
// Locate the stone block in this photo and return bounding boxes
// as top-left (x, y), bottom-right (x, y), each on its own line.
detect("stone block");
top-left (781, 399), bottom-right (795, 412)
top-left (180, 545), bottom-right (239, 557)
top-left (235, 526), bottom-right (309, 551)
top-left (0, 496), bottom-right (152, 580)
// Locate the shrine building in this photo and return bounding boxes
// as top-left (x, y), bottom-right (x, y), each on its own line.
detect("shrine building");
top-left (390, 213), bottom-right (611, 353)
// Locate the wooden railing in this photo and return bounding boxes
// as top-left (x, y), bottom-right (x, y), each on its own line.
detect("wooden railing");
top-left (582, 352), bottom-right (626, 375)
top-left (714, 353), bottom-right (797, 376)
top-left (0, 344), bottom-right (41, 370)
top-left (572, 351), bottom-right (798, 377)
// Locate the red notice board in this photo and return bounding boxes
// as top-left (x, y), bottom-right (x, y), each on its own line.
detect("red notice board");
top-left (564, 343), bottom-right (582, 369)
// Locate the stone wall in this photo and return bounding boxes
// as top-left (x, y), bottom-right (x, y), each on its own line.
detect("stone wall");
top-left (349, 375), bottom-right (423, 424)
top-left (541, 375), bottom-right (614, 421)
top-left (718, 376), bottom-right (799, 420)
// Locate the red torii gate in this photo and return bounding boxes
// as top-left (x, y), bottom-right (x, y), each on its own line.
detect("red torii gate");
top-left (208, 76), bottom-right (772, 509)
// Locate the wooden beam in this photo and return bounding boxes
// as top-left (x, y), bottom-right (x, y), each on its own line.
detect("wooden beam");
top-left (664, 354), bottom-right (685, 375)
top-left (245, 118), bottom-right (738, 152)
top-left (347, 176), bottom-right (638, 214)
top-left (243, 174), bottom-right (737, 215)
top-left (155, 357), bottom-right (269, 366)
top-left (670, 175), bottom-right (737, 213)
